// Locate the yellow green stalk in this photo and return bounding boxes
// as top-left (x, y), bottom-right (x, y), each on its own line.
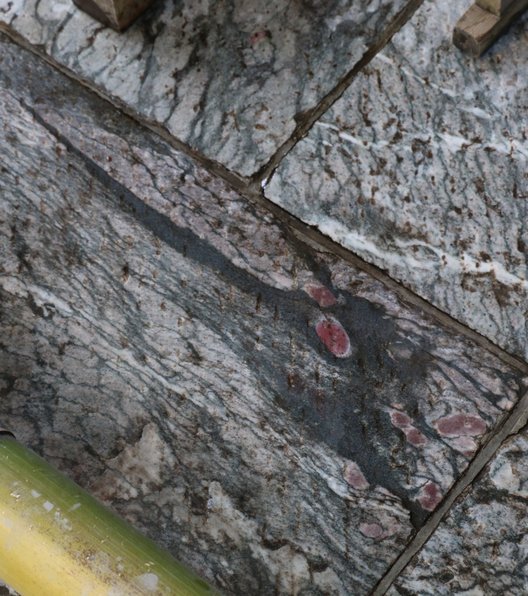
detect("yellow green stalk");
top-left (0, 434), bottom-right (216, 595)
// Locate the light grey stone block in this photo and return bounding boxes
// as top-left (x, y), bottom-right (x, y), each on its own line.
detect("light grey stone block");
top-left (0, 0), bottom-right (410, 175)
top-left (266, 0), bottom-right (528, 359)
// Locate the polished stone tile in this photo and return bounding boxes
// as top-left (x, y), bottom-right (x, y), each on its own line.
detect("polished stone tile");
top-left (391, 430), bottom-right (528, 595)
top-left (1, 34), bottom-right (527, 594)
top-left (266, 0), bottom-right (528, 359)
top-left (0, 0), bottom-right (410, 176)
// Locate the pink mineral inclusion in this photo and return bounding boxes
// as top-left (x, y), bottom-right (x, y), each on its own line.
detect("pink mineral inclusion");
top-left (344, 462), bottom-right (369, 490)
top-left (451, 436), bottom-right (478, 458)
top-left (404, 427), bottom-right (427, 447)
top-left (315, 317), bottom-right (351, 358)
top-left (250, 30), bottom-right (269, 45)
top-left (359, 522), bottom-right (384, 539)
top-left (435, 414), bottom-right (487, 438)
top-left (390, 411), bottom-right (412, 429)
top-left (390, 410), bottom-right (428, 447)
top-left (304, 283), bottom-right (337, 308)
top-left (417, 481), bottom-right (443, 511)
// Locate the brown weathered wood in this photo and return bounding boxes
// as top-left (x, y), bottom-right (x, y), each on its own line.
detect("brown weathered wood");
top-left (72, 0), bottom-right (155, 30)
top-left (476, 0), bottom-right (515, 15)
top-left (453, 0), bottom-right (528, 55)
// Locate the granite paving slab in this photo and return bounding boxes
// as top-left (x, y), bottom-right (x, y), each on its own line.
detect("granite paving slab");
top-left (1, 34), bottom-right (528, 595)
top-left (265, 0), bottom-right (528, 360)
top-left (390, 430), bottom-right (528, 595)
top-left (0, 0), bottom-right (412, 176)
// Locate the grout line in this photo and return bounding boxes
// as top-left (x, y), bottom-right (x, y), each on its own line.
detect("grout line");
top-left (249, 0), bottom-right (425, 188)
top-left (0, 24), bottom-right (251, 197)
top-left (370, 388), bottom-right (528, 595)
top-left (239, 186), bottom-right (528, 376)
top-left (1, 19), bottom-right (528, 383)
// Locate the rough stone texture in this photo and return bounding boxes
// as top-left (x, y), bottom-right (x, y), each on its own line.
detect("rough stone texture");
top-left (266, 0), bottom-right (528, 360)
top-left (391, 431), bottom-right (528, 595)
top-left (1, 34), bottom-right (527, 595)
top-left (0, 0), bottom-right (410, 176)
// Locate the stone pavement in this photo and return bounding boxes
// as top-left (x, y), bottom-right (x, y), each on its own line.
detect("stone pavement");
top-left (0, 1), bottom-right (527, 594)
top-left (266, 0), bottom-right (528, 361)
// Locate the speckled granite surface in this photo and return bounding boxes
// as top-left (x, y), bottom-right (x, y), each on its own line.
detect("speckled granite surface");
top-left (266, 0), bottom-right (528, 360)
top-left (0, 0), bottom-right (410, 176)
top-left (2, 34), bottom-right (528, 594)
top-left (391, 430), bottom-right (528, 595)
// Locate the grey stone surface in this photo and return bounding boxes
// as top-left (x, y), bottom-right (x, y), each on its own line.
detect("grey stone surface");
top-left (0, 0), bottom-right (410, 176)
top-left (266, 0), bottom-right (528, 359)
top-left (1, 33), bottom-right (527, 594)
top-left (392, 430), bottom-right (528, 595)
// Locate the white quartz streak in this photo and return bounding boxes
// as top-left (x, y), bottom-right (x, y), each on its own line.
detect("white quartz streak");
top-left (317, 122), bottom-right (528, 160)
top-left (311, 215), bottom-right (528, 289)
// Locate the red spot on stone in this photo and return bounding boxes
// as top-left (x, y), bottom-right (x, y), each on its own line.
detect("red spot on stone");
top-left (405, 428), bottom-right (428, 447)
top-left (417, 481), bottom-right (443, 511)
top-left (435, 414), bottom-right (487, 438)
top-left (344, 462), bottom-right (369, 490)
top-left (315, 317), bottom-right (351, 358)
top-left (304, 283), bottom-right (337, 307)
top-left (451, 436), bottom-right (478, 457)
top-left (390, 411), bottom-right (412, 429)
top-left (359, 522), bottom-right (384, 539)
top-left (390, 411), bottom-right (427, 447)
top-left (250, 30), bottom-right (269, 45)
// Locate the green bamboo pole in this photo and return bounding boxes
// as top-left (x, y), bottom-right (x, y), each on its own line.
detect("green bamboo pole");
top-left (0, 433), bottom-right (217, 595)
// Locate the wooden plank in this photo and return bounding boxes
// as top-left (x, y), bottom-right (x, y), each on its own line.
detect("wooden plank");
top-left (72, 0), bottom-right (155, 30)
top-left (476, 0), bottom-right (515, 15)
top-left (454, 0), bottom-right (528, 55)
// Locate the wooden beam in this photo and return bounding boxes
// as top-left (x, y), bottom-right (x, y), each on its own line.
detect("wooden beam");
top-left (72, 0), bottom-right (155, 31)
top-left (476, 0), bottom-right (515, 16)
top-left (453, 0), bottom-right (528, 55)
